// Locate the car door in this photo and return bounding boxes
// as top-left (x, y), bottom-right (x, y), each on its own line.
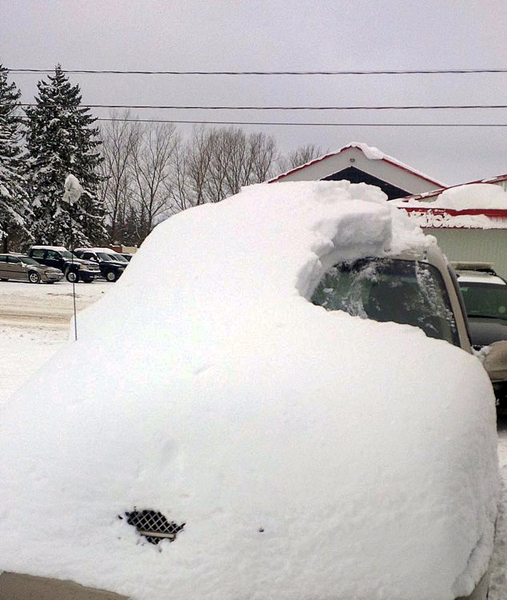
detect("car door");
top-left (30, 249), bottom-right (46, 264)
top-left (45, 250), bottom-right (62, 270)
top-left (6, 256), bottom-right (26, 281)
top-left (82, 252), bottom-right (97, 263)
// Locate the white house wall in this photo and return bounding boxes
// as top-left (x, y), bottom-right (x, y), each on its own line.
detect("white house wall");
top-left (279, 147), bottom-right (439, 195)
top-left (423, 228), bottom-right (507, 279)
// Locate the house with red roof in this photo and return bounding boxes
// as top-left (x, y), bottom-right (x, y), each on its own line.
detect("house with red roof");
top-left (269, 142), bottom-right (444, 199)
top-left (270, 143), bottom-right (507, 277)
top-left (396, 179), bottom-right (507, 278)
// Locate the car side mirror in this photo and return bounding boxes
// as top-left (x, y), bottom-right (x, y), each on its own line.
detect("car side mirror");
top-left (483, 340), bottom-right (507, 383)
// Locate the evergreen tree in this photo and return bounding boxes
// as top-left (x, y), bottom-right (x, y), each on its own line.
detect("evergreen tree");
top-left (25, 65), bottom-right (106, 247)
top-left (0, 65), bottom-right (32, 252)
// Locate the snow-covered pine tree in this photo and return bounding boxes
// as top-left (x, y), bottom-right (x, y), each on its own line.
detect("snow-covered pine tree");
top-left (0, 65), bottom-right (32, 252)
top-left (25, 65), bottom-right (106, 247)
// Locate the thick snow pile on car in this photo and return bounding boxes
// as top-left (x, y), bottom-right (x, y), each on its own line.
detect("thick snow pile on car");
top-left (0, 181), bottom-right (499, 600)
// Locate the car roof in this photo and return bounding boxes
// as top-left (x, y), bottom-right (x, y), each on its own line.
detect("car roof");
top-left (74, 247), bottom-right (118, 253)
top-left (30, 245), bottom-right (67, 251)
top-left (456, 270), bottom-right (507, 285)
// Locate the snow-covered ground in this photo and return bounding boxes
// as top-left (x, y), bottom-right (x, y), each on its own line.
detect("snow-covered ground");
top-left (0, 281), bottom-right (110, 406)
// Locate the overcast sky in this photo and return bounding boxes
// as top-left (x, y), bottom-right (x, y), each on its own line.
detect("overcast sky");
top-left (2, 0), bottom-right (507, 185)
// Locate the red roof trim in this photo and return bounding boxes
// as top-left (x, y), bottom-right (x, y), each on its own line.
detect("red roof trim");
top-left (401, 206), bottom-right (507, 218)
top-left (268, 149), bottom-right (345, 183)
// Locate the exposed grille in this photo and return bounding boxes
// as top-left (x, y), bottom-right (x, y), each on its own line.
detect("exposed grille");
top-left (122, 509), bottom-right (185, 545)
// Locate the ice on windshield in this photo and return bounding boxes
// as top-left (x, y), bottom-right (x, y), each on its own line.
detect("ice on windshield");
top-left (312, 258), bottom-right (459, 345)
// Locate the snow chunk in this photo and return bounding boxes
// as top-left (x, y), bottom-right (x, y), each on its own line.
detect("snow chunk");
top-left (0, 181), bottom-right (498, 600)
top-left (62, 173), bottom-right (84, 204)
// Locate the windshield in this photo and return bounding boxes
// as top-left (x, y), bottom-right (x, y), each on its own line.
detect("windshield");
top-left (20, 257), bottom-right (40, 266)
top-left (113, 253), bottom-right (128, 263)
top-left (311, 258), bottom-right (459, 346)
top-left (61, 250), bottom-right (77, 259)
top-left (97, 253), bottom-right (115, 261)
top-left (459, 282), bottom-right (507, 320)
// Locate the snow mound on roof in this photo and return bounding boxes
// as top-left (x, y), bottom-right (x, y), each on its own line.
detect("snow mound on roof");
top-left (0, 181), bottom-right (498, 600)
top-left (347, 141), bottom-right (386, 160)
top-left (434, 183), bottom-right (507, 210)
top-left (73, 180), bottom-right (431, 346)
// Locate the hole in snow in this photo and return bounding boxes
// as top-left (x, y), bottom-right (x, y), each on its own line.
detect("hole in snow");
top-left (120, 509), bottom-right (185, 545)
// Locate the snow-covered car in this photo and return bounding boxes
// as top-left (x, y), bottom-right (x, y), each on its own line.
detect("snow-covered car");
top-left (454, 262), bottom-right (507, 406)
top-left (0, 182), bottom-right (499, 600)
top-left (0, 253), bottom-right (63, 284)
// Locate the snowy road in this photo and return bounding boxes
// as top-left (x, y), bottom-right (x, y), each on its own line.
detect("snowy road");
top-left (0, 280), bottom-right (109, 327)
top-left (0, 280), bottom-right (505, 597)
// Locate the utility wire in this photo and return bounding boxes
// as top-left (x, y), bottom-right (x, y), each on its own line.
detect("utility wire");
top-left (9, 68), bottom-right (507, 76)
top-left (19, 103), bottom-right (507, 111)
top-left (17, 115), bottom-right (507, 127)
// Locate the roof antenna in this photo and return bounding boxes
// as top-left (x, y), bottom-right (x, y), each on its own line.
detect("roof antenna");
top-left (62, 174), bottom-right (84, 341)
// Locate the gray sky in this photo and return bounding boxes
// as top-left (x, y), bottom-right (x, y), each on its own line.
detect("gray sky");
top-left (2, 0), bottom-right (507, 185)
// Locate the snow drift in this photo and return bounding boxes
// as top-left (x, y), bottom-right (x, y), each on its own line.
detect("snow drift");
top-left (0, 181), bottom-right (499, 600)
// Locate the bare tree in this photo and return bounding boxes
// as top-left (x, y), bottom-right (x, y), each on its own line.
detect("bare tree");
top-left (171, 126), bottom-right (279, 210)
top-left (100, 121), bottom-right (284, 242)
top-left (99, 112), bottom-right (141, 244)
top-left (130, 122), bottom-right (179, 243)
top-left (278, 143), bottom-right (327, 173)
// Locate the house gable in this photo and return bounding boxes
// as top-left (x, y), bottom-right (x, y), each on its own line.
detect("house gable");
top-left (270, 143), bottom-right (444, 197)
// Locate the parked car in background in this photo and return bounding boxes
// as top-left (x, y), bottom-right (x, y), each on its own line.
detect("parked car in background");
top-left (74, 248), bottom-right (127, 282)
top-left (454, 262), bottom-right (507, 406)
top-left (120, 253), bottom-right (133, 262)
top-left (0, 253), bottom-right (63, 284)
top-left (28, 246), bottom-right (101, 283)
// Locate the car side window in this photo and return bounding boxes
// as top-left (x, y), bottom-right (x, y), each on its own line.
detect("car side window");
top-left (31, 250), bottom-right (45, 259)
top-left (46, 251), bottom-right (60, 260)
top-left (7, 256), bottom-right (20, 263)
top-left (0, 255), bottom-right (7, 263)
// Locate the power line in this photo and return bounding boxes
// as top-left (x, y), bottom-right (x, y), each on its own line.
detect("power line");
top-left (9, 68), bottom-right (507, 76)
top-left (61, 117), bottom-right (507, 127)
top-left (19, 103), bottom-right (507, 111)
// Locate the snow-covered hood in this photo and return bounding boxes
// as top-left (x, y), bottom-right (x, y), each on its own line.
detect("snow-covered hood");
top-left (0, 181), bottom-right (499, 600)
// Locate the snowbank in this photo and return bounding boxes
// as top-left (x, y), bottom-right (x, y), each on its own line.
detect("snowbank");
top-left (0, 181), bottom-right (498, 600)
